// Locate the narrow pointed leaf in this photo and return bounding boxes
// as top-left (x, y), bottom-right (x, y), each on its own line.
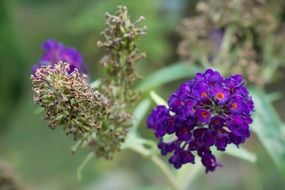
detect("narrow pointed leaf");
top-left (224, 144), bottom-right (257, 163)
top-left (150, 91), bottom-right (167, 106)
top-left (137, 62), bottom-right (201, 92)
top-left (131, 99), bottom-right (151, 133)
top-left (250, 87), bottom-right (285, 171)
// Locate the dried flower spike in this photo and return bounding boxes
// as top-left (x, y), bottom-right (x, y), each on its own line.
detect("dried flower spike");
top-left (176, 0), bottom-right (281, 86)
top-left (97, 5), bottom-right (146, 126)
top-left (31, 62), bottom-right (107, 140)
top-left (197, 0), bottom-right (277, 35)
top-left (90, 5), bottom-right (146, 158)
top-left (147, 69), bottom-right (254, 172)
top-left (98, 5), bottom-right (146, 82)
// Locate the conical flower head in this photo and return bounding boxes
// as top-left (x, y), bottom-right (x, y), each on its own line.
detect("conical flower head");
top-left (147, 69), bottom-right (254, 172)
top-left (31, 62), bottom-right (105, 140)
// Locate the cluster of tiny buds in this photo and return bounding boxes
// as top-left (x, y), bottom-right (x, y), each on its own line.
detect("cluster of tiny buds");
top-left (97, 6), bottom-right (146, 84)
top-left (176, 0), bottom-right (277, 86)
top-left (97, 5), bottom-right (146, 108)
top-left (196, 0), bottom-right (276, 34)
top-left (97, 5), bottom-right (146, 51)
top-left (31, 62), bottom-right (107, 140)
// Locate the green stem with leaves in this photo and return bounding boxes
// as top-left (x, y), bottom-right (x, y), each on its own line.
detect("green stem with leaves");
top-left (123, 140), bottom-right (179, 190)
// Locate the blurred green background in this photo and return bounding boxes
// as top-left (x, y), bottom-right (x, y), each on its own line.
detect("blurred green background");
top-left (1, 0), bottom-right (285, 189)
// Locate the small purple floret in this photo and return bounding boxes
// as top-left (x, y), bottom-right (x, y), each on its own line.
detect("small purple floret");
top-left (32, 39), bottom-right (87, 75)
top-left (147, 69), bottom-right (254, 172)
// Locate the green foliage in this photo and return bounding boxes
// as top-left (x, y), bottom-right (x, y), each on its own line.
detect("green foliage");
top-left (137, 62), bottom-right (201, 92)
top-left (150, 91), bottom-right (167, 106)
top-left (250, 87), bottom-right (285, 173)
top-left (131, 99), bottom-right (151, 133)
top-left (223, 144), bottom-right (257, 163)
top-left (0, 0), bottom-right (25, 129)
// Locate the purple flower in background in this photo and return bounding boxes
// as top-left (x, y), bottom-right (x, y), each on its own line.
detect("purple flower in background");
top-left (208, 29), bottom-right (224, 51)
top-left (147, 69), bottom-right (254, 172)
top-left (32, 39), bottom-right (87, 74)
top-left (207, 29), bottom-right (224, 61)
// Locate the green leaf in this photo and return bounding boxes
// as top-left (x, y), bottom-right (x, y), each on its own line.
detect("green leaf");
top-left (223, 144), bottom-right (257, 163)
top-left (90, 79), bottom-right (101, 88)
top-left (130, 99), bottom-right (151, 133)
top-left (150, 91), bottom-right (167, 106)
top-left (266, 91), bottom-right (283, 102)
top-left (136, 187), bottom-right (164, 190)
top-left (250, 87), bottom-right (285, 171)
top-left (137, 62), bottom-right (201, 92)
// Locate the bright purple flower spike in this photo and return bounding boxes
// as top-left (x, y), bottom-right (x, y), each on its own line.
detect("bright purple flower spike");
top-left (32, 39), bottom-right (87, 74)
top-left (147, 69), bottom-right (254, 172)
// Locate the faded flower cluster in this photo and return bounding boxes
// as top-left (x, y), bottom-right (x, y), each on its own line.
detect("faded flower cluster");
top-left (98, 5), bottom-right (146, 106)
top-left (31, 62), bottom-right (107, 139)
top-left (147, 69), bottom-right (254, 172)
top-left (31, 6), bottom-right (145, 159)
top-left (197, 0), bottom-right (277, 34)
top-left (177, 0), bottom-right (284, 86)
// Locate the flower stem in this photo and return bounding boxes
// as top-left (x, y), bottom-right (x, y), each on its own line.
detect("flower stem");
top-left (178, 163), bottom-right (202, 190)
top-left (76, 152), bottom-right (95, 181)
top-left (150, 155), bottom-right (180, 190)
top-left (125, 144), bottom-right (179, 190)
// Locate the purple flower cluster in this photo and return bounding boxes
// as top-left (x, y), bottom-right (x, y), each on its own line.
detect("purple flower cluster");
top-left (147, 69), bottom-right (254, 172)
top-left (32, 39), bottom-right (87, 74)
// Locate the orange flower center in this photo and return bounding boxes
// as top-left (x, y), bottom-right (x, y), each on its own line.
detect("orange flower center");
top-left (214, 119), bottom-right (220, 125)
top-left (231, 102), bottom-right (238, 110)
top-left (216, 92), bottom-right (225, 100)
top-left (201, 92), bottom-right (208, 98)
top-left (182, 128), bottom-right (188, 133)
top-left (201, 111), bottom-right (208, 118)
